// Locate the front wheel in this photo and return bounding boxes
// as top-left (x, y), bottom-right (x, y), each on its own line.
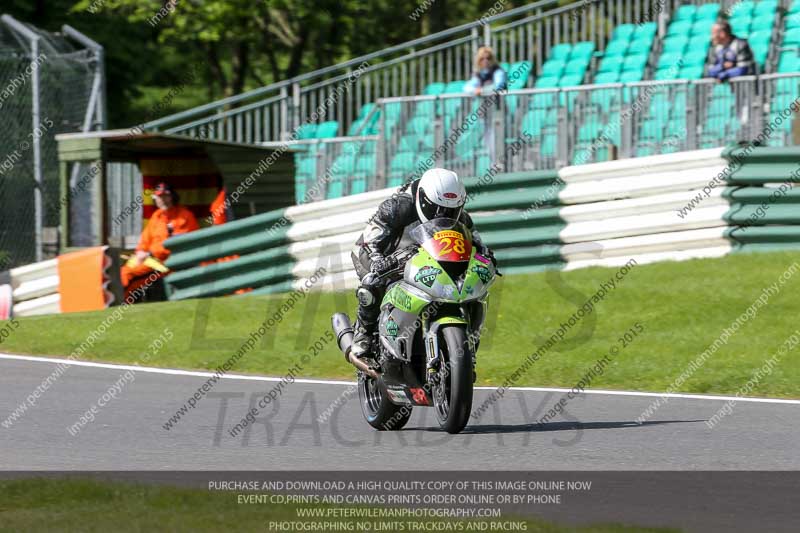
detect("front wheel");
top-left (433, 326), bottom-right (473, 434)
top-left (358, 373), bottom-right (412, 431)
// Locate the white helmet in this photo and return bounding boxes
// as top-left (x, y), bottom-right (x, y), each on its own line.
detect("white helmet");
top-left (415, 168), bottom-right (467, 223)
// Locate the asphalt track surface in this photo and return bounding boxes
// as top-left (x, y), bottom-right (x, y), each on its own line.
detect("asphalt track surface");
top-left (2, 355), bottom-right (799, 471)
top-left (3, 355), bottom-right (800, 531)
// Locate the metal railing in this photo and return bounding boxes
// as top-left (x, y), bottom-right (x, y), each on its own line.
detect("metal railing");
top-left (361, 71), bottom-right (799, 186)
top-left (142, 0), bottom-right (725, 142)
top-left (262, 135), bottom-right (380, 202)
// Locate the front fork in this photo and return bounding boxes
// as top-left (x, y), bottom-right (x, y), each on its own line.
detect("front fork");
top-left (422, 301), bottom-right (486, 383)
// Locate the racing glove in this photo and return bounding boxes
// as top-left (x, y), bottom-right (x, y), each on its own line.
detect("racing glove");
top-left (370, 254), bottom-right (398, 275)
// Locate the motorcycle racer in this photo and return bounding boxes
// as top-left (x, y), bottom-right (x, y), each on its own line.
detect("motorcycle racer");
top-left (349, 168), bottom-right (495, 358)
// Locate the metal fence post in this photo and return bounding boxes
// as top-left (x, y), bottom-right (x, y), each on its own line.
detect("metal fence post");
top-left (556, 100), bottom-right (568, 168)
top-left (686, 82), bottom-right (698, 150)
top-left (31, 36), bottom-right (42, 261)
top-left (280, 86), bottom-right (289, 140)
top-left (621, 89), bottom-right (633, 159)
top-left (376, 101), bottom-right (386, 190)
top-left (292, 82), bottom-right (302, 134)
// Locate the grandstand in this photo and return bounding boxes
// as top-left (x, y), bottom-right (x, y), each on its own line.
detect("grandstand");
top-left (144, 0), bottom-right (800, 204)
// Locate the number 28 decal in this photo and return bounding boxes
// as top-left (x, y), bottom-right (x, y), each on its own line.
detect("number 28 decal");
top-left (433, 230), bottom-right (466, 255)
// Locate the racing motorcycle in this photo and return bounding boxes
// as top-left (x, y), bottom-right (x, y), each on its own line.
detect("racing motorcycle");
top-left (331, 217), bottom-right (498, 434)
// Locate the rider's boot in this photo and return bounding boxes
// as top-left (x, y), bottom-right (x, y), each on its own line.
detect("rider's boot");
top-left (350, 318), bottom-right (377, 359)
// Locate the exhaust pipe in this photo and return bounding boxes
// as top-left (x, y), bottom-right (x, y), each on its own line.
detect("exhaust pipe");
top-left (331, 313), bottom-right (379, 379)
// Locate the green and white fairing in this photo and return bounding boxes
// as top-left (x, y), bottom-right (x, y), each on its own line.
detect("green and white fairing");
top-left (378, 218), bottom-right (497, 363)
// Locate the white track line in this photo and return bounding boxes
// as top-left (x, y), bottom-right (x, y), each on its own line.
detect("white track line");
top-left (2, 352), bottom-right (799, 405)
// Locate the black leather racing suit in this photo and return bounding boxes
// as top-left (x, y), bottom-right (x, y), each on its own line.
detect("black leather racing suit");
top-left (350, 180), bottom-right (485, 335)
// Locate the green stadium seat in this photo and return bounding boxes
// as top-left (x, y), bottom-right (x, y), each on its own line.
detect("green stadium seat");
top-left (668, 21), bottom-right (693, 37)
top-left (791, 0), bottom-right (800, 13)
top-left (590, 87), bottom-right (617, 111)
top-left (662, 36), bottom-right (688, 54)
top-left (776, 75), bottom-right (800, 94)
top-left (657, 52), bottom-right (682, 70)
top-left (406, 116), bottom-right (428, 134)
top-left (347, 118), bottom-right (365, 136)
top-left (578, 122), bottom-right (600, 142)
top-left (750, 14), bottom-right (775, 32)
top-left (679, 66), bottom-right (704, 79)
top-left (357, 103), bottom-right (375, 119)
top-left (570, 41), bottom-right (596, 60)
top-left (730, 1), bottom-right (755, 18)
top-left (521, 110), bottom-right (545, 137)
top-left (709, 97), bottom-right (733, 117)
top-left (558, 74), bottom-right (584, 87)
top-left (748, 29), bottom-right (772, 45)
top-left (599, 56), bottom-right (625, 73)
top-left (604, 40), bottom-right (628, 57)
top-left (534, 76), bottom-right (559, 89)
top-left (655, 67), bottom-right (680, 80)
top-left (754, 0), bottom-right (777, 16)
top-left (666, 118), bottom-right (686, 138)
top-left (635, 22), bottom-right (657, 40)
top-left (549, 43), bottom-right (572, 61)
top-left (540, 133), bottom-right (557, 157)
top-left (730, 17), bottom-right (750, 36)
top-left (786, 13), bottom-right (800, 30)
top-left (778, 54), bottom-right (800, 72)
top-left (640, 118), bottom-right (662, 141)
top-left (691, 20), bottom-right (714, 37)
top-left (673, 5), bottom-right (697, 21)
top-left (383, 102), bottom-right (403, 123)
top-left (444, 81), bottom-right (468, 93)
top-left (627, 37), bottom-right (653, 56)
top-left (784, 28), bottom-right (800, 46)
top-left (612, 24), bottom-right (637, 41)
top-left (623, 54), bottom-right (648, 72)
top-left (683, 50), bottom-right (708, 67)
top-left (508, 61), bottom-right (533, 89)
top-left (531, 91), bottom-right (557, 109)
top-left (398, 134), bottom-right (420, 153)
top-left (752, 42), bottom-right (769, 65)
top-left (696, 3), bottom-right (720, 20)
top-left (689, 35), bottom-right (711, 50)
top-left (295, 124), bottom-right (317, 139)
top-left (593, 72), bottom-right (618, 84)
top-left (316, 121), bottom-right (339, 138)
top-left (619, 70), bottom-right (643, 82)
top-left (564, 58), bottom-right (589, 75)
top-left (389, 151), bottom-right (416, 177)
top-left (541, 59), bottom-right (566, 77)
top-left (423, 82), bottom-right (446, 95)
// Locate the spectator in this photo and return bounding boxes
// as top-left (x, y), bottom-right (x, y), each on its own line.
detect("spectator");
top-left (464, 46), bottom-right (508, 94)
top-left (705, 21), bottom-right (754, 82)
top-left (464, 47), bottom-right (507, 165)
top-left (120, 182), bottom-right (199, 299)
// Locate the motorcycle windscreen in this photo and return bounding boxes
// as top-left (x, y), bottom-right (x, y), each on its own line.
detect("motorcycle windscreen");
top-left (422, 229), bottom-right (472, 262)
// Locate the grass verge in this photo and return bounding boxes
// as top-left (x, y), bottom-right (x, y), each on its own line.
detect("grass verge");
top-left (1, 250), bottom-right (799, 397)
top-left (0, 478), bottom-right (675, 533)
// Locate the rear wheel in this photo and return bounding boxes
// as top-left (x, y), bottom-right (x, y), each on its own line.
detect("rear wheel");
top-left (358, 373), bottom-right (412, 431)
top-left (433, 326), bottom-right (473, 434)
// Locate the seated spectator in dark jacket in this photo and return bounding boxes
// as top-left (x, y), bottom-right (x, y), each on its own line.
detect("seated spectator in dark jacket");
top-left (705, 21), bottom-right (755, 81)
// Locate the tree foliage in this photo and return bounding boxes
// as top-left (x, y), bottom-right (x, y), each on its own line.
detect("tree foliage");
top-left (5, 0), bottom-right (532, 127)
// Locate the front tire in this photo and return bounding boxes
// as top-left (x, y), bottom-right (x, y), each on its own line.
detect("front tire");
top-left (358, 372), bottom-right (412, 431)
top-left (433, 326), bottom-right (473, 434)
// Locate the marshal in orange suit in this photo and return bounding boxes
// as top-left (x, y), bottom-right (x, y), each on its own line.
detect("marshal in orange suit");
top-left (120, 182), bottom-right (199, 299)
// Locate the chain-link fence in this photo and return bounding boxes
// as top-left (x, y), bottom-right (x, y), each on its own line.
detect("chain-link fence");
top-left (0, 15), bottom-right (103, 268)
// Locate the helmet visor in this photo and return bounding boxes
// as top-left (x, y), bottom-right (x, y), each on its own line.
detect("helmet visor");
top-left (418, 188), bottom-right (463, 221)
